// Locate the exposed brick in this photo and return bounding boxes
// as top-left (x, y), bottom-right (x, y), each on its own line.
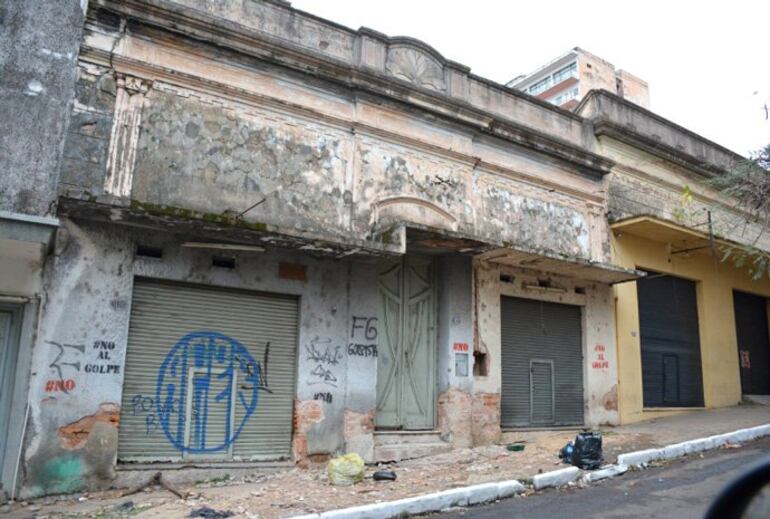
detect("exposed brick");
top-left (471, 392), bottom-right (501, 446)
top-left (437, 387), bottom-right (472, 447)
top-left (58, 403), bottom-right (120, 450)
top-left (292, 399), bottom-right (325, 468)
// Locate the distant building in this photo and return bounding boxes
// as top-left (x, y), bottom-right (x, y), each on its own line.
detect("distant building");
top-left (508, 47), bottom-right (649, 110)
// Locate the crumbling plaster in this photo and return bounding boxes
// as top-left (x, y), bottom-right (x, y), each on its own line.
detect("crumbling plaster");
top-left (21, 218), bottom-right (386, 496)
top-left (66, 41), bottom-right (606, 264)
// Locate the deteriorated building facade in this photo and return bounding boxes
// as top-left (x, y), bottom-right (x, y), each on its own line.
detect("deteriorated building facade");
top-left (0, 0), bottom-right (765, 500)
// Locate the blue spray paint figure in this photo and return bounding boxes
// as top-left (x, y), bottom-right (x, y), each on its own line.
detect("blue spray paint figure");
top-left (156, 331), bottom-right (263, 453)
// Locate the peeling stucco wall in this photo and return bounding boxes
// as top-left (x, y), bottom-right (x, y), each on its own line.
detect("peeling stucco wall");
top-left (71, 6), bottom-right (610, 264)
top-left (21, 219), bottom-right (386, 496)
top-left (72, 74), bottom-right (598, 262)
top-left (58, 63), bottom-right (116, 198)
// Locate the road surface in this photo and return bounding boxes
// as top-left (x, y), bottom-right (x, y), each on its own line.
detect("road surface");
top-left (429, 436), bottom-right (770, 519)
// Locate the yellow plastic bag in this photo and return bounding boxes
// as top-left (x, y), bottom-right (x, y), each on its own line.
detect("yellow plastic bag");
top-left (327, 453), bottom-right (365, 486)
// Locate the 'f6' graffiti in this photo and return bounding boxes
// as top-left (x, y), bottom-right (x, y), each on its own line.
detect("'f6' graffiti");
top-left (156, 331), bottom-right (263, 453)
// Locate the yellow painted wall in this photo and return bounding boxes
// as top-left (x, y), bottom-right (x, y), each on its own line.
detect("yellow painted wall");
top-left (613, 232), bottom-right (770, 424)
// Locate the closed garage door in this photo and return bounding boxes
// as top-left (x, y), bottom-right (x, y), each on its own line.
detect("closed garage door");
top-left (501, 297), bottom-right (584, 428)
top-left (118, 279), bottom-right (298, 462)
top-left (733, 291), bottom-right (770, 395)
top-left (638, 272), bottom-right (704, 407)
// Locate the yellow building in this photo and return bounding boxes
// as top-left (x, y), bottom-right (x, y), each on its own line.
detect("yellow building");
top-left (579, 91), bottom-right (770, 424)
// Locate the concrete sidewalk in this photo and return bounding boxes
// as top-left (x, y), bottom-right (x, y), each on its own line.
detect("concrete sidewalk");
top-left (3, 402), bottom-right (769, 518)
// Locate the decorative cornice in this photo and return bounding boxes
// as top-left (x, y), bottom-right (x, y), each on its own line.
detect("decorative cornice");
top-left (89, 0), bottom-right (611, 179)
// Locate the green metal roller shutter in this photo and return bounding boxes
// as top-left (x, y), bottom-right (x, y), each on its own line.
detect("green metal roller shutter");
top-left (501, 296), bottom-right (584, 428)
top-left (118, 278), bottom-right (298, 462)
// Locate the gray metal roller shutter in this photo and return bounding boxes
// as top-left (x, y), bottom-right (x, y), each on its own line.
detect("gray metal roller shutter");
top-left (637, 272), bottom-right (703, 407)
top-left (501, 296), bottom-right (584, 428)
top-left (118, 278), bottom-right (298, 462)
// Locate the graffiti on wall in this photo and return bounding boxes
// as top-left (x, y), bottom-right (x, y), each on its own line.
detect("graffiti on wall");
top-left (86, 340), bottom-right (121, 374)
top-left (306, 336), bottom-right (342, 387)
top-left (591, 344), bottom-right (609, 369)
top-left (129, 394), bottom-right (184, 435)
top-left (45, 339), bottom-right (123, 393)
top-left (45, 379), bottom-right (76, 392)
top-left (348, 316), bottom-right (377, 358)
top-left (313, 392), bottom-right (333, 403)
top-left (155, 331), bottom-right (269, 453)
top-left (46, 340), bottom-right (84, 393)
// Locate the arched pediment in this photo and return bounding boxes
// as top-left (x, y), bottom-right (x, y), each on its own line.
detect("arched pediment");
top-left (373, 196), bottom-right (457, 231)
top-left (385, 40), bottom-right (446, 93)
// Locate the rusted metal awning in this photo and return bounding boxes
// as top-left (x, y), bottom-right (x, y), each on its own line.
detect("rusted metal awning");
top-left (478, 247), bottom-right (642, 284)
top-left (380, 222), bottom-right (643, 284)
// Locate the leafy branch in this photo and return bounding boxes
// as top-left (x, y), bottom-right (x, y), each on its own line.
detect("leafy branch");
top-left (707, 144), bottom-right (770, 280)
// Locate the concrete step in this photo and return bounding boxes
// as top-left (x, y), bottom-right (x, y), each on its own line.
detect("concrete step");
top-left (373, 430), bottom-right (443, 445)
top-left (373, 431), bottom-right (451, 462)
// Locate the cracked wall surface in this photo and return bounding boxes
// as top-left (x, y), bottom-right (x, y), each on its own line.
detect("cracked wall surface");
top-left (0, 0), bottom-right (86, 216)
top-left (21, 219), bottom-right (386, 496)
top-left (69, 8), bottom-right (609, 264)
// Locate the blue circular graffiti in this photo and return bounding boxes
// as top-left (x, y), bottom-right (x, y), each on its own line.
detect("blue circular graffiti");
top-left (156, 331), bottom-right (260, 453)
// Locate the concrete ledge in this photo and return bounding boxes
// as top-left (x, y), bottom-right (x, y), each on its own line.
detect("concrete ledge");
top-left (532, 466), bottom-right (580, 490)
top-left (616, 448), bottom-right (661, 467)
top-left (581, 464), bottom-right (628, 483)
top-left (617, 423), bottom-right (770, 468)
top-left (290, 479), bottom-right (525, 519)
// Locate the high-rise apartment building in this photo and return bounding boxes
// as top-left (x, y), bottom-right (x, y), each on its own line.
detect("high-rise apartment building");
top-left (508, 47), bottom-right (649, 109)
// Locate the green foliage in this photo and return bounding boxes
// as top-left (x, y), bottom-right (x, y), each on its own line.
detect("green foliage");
top-left (709, 144), bottom-right (770, 279)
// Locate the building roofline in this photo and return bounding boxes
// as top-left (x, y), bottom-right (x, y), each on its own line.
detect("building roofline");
top-left (578, 89), bottom-right (745, 162)
top-left (507, 48), bottom-right (579, 88)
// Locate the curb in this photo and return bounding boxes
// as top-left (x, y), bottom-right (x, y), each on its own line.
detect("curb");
top-left (290, 480), bottom-right (525, 519)
top-left (532, 466), bottom-right (579, 490)
top-left (616, 423), bottom-right (770, 467)
top-left (289, 422), bottom-right (770, 519)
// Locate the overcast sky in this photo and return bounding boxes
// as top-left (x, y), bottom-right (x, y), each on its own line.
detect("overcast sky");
top-left (291, 0), bottom-right (769, 156)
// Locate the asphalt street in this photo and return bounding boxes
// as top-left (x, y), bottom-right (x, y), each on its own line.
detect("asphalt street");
top-left (429, 436), bottom-right (770, 519)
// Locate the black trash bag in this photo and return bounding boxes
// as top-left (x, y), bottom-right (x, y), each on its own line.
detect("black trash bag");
top-left (572, 431), bottom-right (603, 470)
top-left (558, 441), bottom-right (574, 464)
top-left (189, 507), bottom-right (234, 519)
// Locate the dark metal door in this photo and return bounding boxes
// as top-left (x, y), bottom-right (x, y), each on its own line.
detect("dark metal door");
top-left (501, 297), bottom-right (583, 428)
top-left (638, 272), bottom-right (704, 407)
top-left (733, 291), bottom-right (770, 395)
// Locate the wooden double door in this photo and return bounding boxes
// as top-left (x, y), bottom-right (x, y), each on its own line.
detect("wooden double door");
top-left (376, 256), bottom-right (436, 430)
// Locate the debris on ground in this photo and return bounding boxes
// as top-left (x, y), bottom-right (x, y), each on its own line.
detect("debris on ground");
top-left (558, 441), bottom-right (575, 464)
top-left (572, 432), bottom-right (603, 470)
top-left (114, 500), bottom-right (134, 512)
top-left (189, 506), bottom-right (235, 518)
top-left (0, 431), bottom-right (654, 519)
top-left (328, 453), bottom-right (365, 486)
top-left (373, 470), bottom-right (397, 481)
